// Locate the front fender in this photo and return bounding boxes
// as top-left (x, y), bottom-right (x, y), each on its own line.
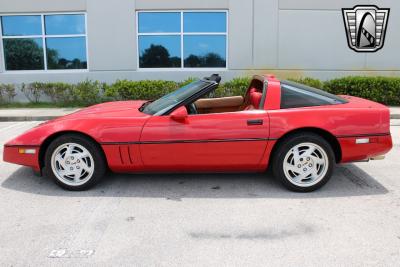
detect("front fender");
top-left (5, 119), bottom-right (101, 147)
top-left (3, 117), bottom-right (147, 171)
top-left (5, 116), bottom-right (148, 147)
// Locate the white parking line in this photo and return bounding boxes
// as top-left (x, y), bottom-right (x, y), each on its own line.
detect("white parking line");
top-left (0, 121), bottom-right (42, 144)
top-left (0, 122), bottom-right (28, 132)
top-left (0, 121), bottom-right (41, 130)
top-left (391, 120), bottom-right (400, 126)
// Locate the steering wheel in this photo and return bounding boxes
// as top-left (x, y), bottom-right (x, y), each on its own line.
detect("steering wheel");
top-left (186, 103), bottom-right (198, 114)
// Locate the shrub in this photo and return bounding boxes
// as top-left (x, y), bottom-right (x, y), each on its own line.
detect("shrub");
top-left (288, 77), bottom-right (324, 89)
top-left (41, 82), bottom-right (74, 104)
top-left (288, 76), bottom-right (400, 105)
top-left (0, 83), bottom-right (17, 103)
top-left (105, 79), bottom-right (178, 100)
top-left (21, 82), bottom-right (43, 103)
top-left (4, 75), bottom-right (400, 107)
top-left (177, 77), bottom-right (198, 87)
top-left (72, 80), bottom-right (105, 105)
top-left (0, 85), bottom-right (5, 104)
top-left (214, 77), bottom-right (251, 97)
top-left (324, 76), bottom-right (400, 105)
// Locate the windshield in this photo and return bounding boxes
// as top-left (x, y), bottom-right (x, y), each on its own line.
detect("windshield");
top-left (141, 80), bottom-right (213, 115)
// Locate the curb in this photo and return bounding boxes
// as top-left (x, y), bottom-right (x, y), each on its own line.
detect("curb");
top-left (0, 116), bottom-right (59, 122)
top-left (0, 114), bottom-right (399, 122)
top-left (391, 114), bottom-right (400, 120)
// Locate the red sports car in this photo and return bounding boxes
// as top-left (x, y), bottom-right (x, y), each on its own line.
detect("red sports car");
top-left (3, 74), bottom-right (392, 192)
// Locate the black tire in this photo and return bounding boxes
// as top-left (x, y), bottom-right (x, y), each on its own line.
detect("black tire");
top-left (44, 134), bottom-right (106, 191)
top-left (272, 132), bottom-right (335, 192)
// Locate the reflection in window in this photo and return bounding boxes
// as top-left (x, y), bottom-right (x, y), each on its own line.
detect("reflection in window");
top-left (0, 13), bottom-right (87, 71)
top-left (1, 15), bottom-right (42, 36)
top-left (184, 35), bottom-right (226, 68)
top-left (3, 38), bottom-right (44, 70)
top-left (137, 11), bottom-right (227, 69)
top-left (138, 12), bottom-right (180, 33)
top-left (139, 36), bottom-right (181, 68)
top-left (46, 37), bottom-right (87, 69)
top-left (184, 12), bottom-right (226, 33)
top-left (45, 14), bottom-right (85, 35)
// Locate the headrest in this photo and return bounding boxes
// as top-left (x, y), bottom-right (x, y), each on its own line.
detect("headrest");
top-left (250, 91), bottom-right (262, 109)
top-left (249, 88), bottom-right (257, 94)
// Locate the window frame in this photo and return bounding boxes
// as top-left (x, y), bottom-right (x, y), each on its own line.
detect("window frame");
top-left (0, 12), bottom-right (89, 73)
top-left (136, 10), bottom-right (229, 71)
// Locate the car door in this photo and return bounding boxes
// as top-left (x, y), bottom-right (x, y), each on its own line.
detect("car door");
top-left (139, 110), bottom-right (270, 171)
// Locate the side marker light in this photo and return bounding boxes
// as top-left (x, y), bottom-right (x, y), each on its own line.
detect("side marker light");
top-left (18, 148), bottom-right (36, 154)
top-left (355, 138), bottom-right (369, 144)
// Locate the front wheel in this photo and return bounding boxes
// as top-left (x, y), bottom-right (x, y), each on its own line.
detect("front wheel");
top-left (44, 134), bottom-right (106, 191)
top-left (272, 133), bottom-right (335, 192)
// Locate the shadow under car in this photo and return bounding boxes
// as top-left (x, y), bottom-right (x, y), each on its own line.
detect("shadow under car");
top-left (1, 164), bottom-right (388, 199)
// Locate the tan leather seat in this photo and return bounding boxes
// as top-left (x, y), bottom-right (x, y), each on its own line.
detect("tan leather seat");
top-left (195, 96), bottom-right (244, 108)
top-left (194, 96), bottom-right (244, 114)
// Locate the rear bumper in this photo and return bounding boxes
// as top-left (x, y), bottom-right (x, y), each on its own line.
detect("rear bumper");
top-left (3, 145), bottom-right (41, 172)
top-left (339, 134), bottom-right (393, 163)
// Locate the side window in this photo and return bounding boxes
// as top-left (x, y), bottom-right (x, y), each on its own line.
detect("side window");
top-left (280, 84), bottom-right (333, 109)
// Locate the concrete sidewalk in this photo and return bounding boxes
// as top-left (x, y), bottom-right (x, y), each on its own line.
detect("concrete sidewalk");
top-left (0, 108), bottom-right (79, 121)
top-left (390, 106), bottom-right (400, 119)
top-left (0, 107), bottom-right (399, 121)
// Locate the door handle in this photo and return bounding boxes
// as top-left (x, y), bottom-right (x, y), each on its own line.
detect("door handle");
top-left (247, 119), bottom-right (263, 126)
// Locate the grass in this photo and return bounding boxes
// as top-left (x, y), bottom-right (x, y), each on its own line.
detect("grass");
top-left (0, 102), bottom-right (86, 108)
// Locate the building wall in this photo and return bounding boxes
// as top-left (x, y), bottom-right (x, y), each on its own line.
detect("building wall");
top-left (0, 0), bottom-right (399, 85)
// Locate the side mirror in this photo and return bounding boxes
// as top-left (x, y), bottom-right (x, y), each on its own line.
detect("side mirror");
top-left (170, 106), bottom-right (188, 122)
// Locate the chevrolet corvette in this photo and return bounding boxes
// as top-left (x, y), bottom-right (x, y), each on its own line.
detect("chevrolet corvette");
top-left (3, 74), bottom-right (392, 192)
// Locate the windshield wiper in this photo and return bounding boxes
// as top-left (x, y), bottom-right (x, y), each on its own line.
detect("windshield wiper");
top-left (138, 100), bottom-right (153, 112)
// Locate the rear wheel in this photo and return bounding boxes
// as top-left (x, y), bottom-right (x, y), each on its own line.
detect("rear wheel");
top-left (44, 134), bottom-right (106, 191)
top-left (272, 133), bottom-right (335, 192)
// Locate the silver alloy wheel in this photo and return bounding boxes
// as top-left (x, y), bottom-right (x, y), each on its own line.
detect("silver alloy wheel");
top-left (283, 142), bottom-right (329, 187)
top-left (50, 143), bottom-right (95, 186)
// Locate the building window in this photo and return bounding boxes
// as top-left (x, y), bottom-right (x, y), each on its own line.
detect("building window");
top-left (137, 11), bottom-right (227, 69)
top-left (0, 13), bottom-right (87, 71)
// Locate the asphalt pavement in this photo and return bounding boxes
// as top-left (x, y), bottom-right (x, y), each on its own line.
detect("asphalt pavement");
top-left (0, 121), bottom-right (399, 266)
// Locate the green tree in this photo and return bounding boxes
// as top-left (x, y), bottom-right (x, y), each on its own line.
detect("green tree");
top-left (47, 49), bottom-right (86, 70)
top-left (46, 48), bottom-right (60, 69)
top-left (184, 53), bottom-right (226, 68)
top-left (3, 39), bottom-right (44, 70)
top-left (140, 44), bottom-right (180, 68)
top-left (203, 53), bottom-right (225, 67)
top-left (184, 55), bottom-right (201, 67)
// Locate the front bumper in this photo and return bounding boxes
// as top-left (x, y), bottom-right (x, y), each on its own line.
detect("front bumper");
top-left (3, 145), bottom-right (41, 172)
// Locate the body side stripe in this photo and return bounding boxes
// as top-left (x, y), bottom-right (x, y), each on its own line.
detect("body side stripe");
top-left (100, 137), bottom-right (276, 145)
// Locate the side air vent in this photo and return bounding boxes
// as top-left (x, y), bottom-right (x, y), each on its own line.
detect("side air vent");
top-left (118, 145), bottom-right (133, 165)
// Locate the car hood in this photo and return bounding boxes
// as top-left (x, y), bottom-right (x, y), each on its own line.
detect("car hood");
top-left (5, 101), bottom-right (151, 147)
top-left (56, 100), bottom-right (149, 121)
